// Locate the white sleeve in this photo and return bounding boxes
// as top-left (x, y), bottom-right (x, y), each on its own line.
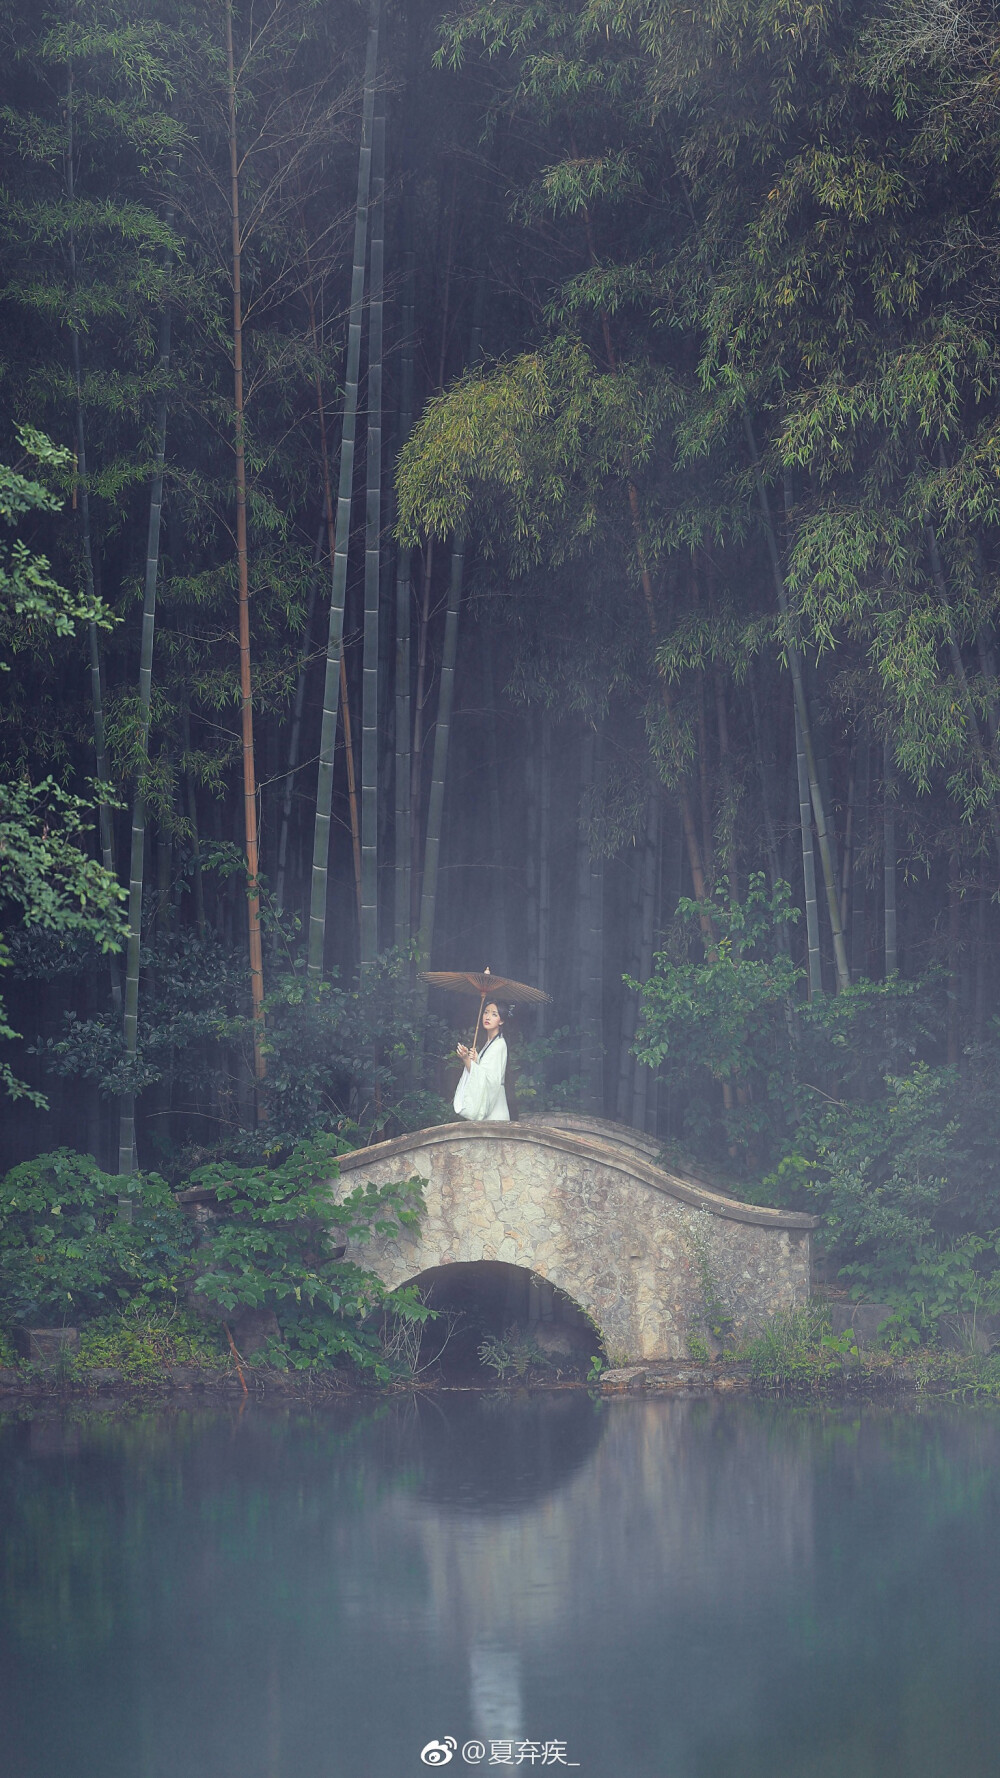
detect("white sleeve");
top-left (456, 1038), bottom-right (506, 1121)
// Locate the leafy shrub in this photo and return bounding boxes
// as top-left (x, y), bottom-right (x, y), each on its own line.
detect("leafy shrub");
top-left (630, 876), bottom-right (802, 1121)
top-left (505, 1025), bottom-right (584, 1116)
top-left (0, 1149), bottom-right (193, 1327)
top-left (252, 952), bottom-right (452, 1154)
top-left (629, 878), bottom-right (1000, 1324)
top-left (188, 1133), bottom-right (433, 1375)
top-left (34, 941), bottom-right (454, 1163)
top-left (74, 1305), bottom-right (224, 1382)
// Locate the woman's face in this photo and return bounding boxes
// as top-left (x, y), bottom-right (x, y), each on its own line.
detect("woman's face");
top-left (481, 1002), bottom-right (503, 1035)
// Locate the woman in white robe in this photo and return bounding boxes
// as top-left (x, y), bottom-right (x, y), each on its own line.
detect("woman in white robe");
top-left (453, 1000), bottom-right (510, 1122)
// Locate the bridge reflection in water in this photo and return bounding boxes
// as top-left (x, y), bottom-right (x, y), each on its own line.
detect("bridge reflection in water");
top-left (3, 1397), bottom-right (999, 1778)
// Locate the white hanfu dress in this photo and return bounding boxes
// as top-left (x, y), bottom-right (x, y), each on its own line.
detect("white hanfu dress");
top-left (453, 1033), bottom-right (510, 1122)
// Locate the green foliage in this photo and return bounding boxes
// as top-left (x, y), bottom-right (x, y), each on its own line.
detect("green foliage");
top-left (0, 777), bottom-right (126, 958)
top-left (0, 429), bottom-right (113, 657)
top-left (32, 940), bottom-right (452, 1158)
top-left (687, 1228), bottom-right (734, 1346)
top-left (477, 1324), bottom-right (546, 1381)
top-left (744, 1307), bottom-right (848, 1391)
top-left (507, 1025), bottom-right (584, 1116)
top-left (74, 1304), bottom-right (224, 1382)
top-left (0, 1148), bottom-right (192, 1325)
top-left (254, 950), bottom-right (453, 1154)
top-left (630, 874), bottom-right (801, 1087)
top-left (0, 435), bottom-right (125, 1099)
top-left (396, 335), bottom-right (675, 570)
top-left (0, 1137), bottom-right (434, 1381)
top-left (188, 1134), bottom-right (432, 1376)
top-left (629, 878), bottom-right (1000, 1319)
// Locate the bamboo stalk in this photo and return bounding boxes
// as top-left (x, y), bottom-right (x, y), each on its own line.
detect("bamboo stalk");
top-left (394, 248), bottom-right (416, 953)
top-left (307, 0), bottom-right (380, 978)
top-left (743, 414), bottom-right (851, 992)
top-left (360, 100), bottom-right (385, 967)
top-left (415, 523), bottom-right (465, 971)
top-left (118, 289), bottom-right (171, 1175)
top-left (275, 515), bottom-right (323, 919)
top-left (303, 258), bottom-right (362, 921)
top-left (225, 0), bottom-right (265, 1089)
top-left (537, 714), bottom-right (551, 1037)
top-left (181, 700), bottom-right (206, 939)
top-left (851, 728), bottom-right (870, 979)
top-left (65, 62), bottom-right (120, 1021)
top-left (631, 780), bottom-right (661, 1132)
top-left (415, 278), bottom-right (485, 974)
top-left (883, 739), bottom-right (898, 977)
top-left (925, 520), bottom-right (1000, 867)
top-left (480, 630), bottom-right (509, 968)
top-left (794, 702), bottom-right (823, 998)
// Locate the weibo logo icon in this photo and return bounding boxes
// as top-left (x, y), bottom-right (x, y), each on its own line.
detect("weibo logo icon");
top-left (420, 1739), bottom-right (458, 1766)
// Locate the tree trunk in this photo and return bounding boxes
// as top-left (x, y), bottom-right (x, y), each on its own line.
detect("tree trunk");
top-left (307, 0), bottom-right (380, 977)
top-left (744, 414), bottom-right (851, 991)
top-left (361, 100), bottom-right (385, 967)
top-left (225, 0), bottom-right (265, 1091)
top-left (118, 293), bottom-right (171, 1174)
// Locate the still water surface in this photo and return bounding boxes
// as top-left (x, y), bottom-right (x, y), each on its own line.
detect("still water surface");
top-left (1, 1392), bottom-right (998, 1778)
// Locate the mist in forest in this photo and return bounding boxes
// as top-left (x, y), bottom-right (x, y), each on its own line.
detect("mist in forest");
top-left (3, 0), bottom-right (1000, 1316)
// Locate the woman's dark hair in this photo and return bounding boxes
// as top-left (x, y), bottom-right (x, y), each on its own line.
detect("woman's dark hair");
top-left (483, 1000), bottom-right (517, 1024)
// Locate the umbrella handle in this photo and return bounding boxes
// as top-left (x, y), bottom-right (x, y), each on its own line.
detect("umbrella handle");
top-left (470, 996), bottom-right (485, 1056)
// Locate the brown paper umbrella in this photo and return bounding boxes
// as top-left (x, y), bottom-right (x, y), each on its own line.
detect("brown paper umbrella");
top-left (419, 966), bottom-right (551, 1052)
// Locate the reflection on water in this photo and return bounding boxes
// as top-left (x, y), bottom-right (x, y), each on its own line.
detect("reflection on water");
top-left (1, 1394), bottom-right (999, 1778)
top-left (468, 1641), bottom-right (523, 1742)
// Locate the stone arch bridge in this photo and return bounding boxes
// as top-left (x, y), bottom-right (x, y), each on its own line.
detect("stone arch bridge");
top-left (335, 1115), bottom-right (817, 1363)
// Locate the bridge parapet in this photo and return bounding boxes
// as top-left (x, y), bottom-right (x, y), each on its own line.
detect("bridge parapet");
top-left (335, 1120), bottom-right (818, 1363)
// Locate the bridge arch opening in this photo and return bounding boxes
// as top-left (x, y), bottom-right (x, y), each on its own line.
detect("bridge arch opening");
top-left (406, 1261), bottom-right (605, 1382)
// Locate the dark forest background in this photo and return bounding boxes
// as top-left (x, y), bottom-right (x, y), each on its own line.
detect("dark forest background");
top-left (5, 0), bottom-right (1000, 1315)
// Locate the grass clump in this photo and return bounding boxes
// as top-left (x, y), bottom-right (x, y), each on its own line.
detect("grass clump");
top-left (743, 1305), bottom-right (857, 1390)
top-left (74, 1307), bottom-right (225, 1385)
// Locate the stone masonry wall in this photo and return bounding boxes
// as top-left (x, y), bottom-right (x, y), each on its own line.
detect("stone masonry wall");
top-left (335, 1122), bottom-right (816, 1363)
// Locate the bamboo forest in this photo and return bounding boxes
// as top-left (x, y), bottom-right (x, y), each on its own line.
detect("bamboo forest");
top-left (6, 0), bottom-right (1000, 1351)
